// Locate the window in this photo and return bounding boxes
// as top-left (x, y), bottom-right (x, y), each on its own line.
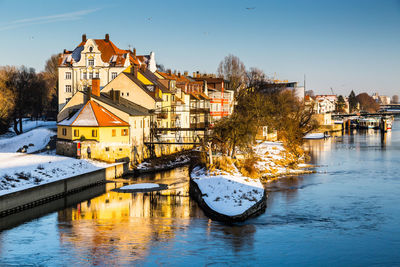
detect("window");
top-left (65, 85), bottom-right (72, 93)
top-left (83, 72), bottom-right (87, 80)
top-left (74, 129), bottom-right (79, 137)
top-left (88, 59), bottom-right (94, 66)
top-left (89, 47), bottom-right (93, 52)
top-left (92, 130), bottom-right (97, 137)
top-left (62, 128), bottom-right (67, 136)
top-left (95, 72), bottom-right (99, 78)
top-left (65, 72), bottom-right (71, 79)
top-left (111, 72), bottom-right (117, 79)
top-left (112, 129), bottom-right (116, 136)
top-left (126, 92), bottom-right (129, 96)
top-left (66, 97), bottom-right (71, 103)
top-left (121, 129), bottom-right (128, 136)
top-left (89, 72), bottom-right (93, 79)
top-left (166, 95), bottom-right (169, 101)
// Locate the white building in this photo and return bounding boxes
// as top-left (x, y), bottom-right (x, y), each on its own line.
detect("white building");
top-left (58, 34), bottom-right (156, 111)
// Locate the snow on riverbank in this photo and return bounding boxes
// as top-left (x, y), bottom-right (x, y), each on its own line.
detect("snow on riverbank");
top-left (0, 119), bottom-right (56, 140)
top-left (253, 141), bottom-right (309, 178)
top-left (191, 166), bottom-right (264, 217)
top-left (0, 128), bottom-right (55, 153)
top-left (0, 152), bottom-right (112, 196)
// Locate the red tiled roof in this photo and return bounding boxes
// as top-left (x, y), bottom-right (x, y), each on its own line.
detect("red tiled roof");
top-left (59, 100), bottom-right (129, 127)
top-left (60, 37), bottom-right (140, 66)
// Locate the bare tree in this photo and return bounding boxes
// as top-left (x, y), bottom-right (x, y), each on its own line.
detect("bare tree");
top-left (246, 67), bottom-right (268, 87)
top-left (217, 54), bottom-right (247, 94)
top-left (0, 66), bottom-right (17, 133)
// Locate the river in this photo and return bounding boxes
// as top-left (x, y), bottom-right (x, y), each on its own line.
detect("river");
top-left (1, 122), bottom-right (400, 265)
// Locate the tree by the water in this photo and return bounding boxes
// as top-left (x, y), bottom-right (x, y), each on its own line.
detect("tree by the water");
top-left (356, 93), bottom-right (380, 112)
top-left (348, 90), bottom-right (358, 112)
top-left (336, 95), bottom-right (346, 113)
top-left (217, 54), bottom-right (247, 95)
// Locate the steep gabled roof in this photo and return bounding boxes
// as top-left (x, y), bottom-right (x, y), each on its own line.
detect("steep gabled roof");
top-left (58, 100), bottom-right (129, 127)
top-left (59, 37), bottom-right (140, 67)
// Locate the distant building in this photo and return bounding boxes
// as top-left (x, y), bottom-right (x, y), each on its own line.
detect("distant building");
top-left (372, 93), bottom-right (391, 105)
top-left (272, 80), bottom-right (304, 100)
top-left (191, 73), bottom-right (234, 123)
top-left (392, 95), bottom-right (399, 104)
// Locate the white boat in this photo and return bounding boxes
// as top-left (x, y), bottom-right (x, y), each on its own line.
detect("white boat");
top-left (304, 132), bottom-right (327, 139)
top-left (358, 118), bottom-right (379, 129)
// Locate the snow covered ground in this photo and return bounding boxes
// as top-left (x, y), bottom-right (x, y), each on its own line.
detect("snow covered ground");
top-left (190, 141), bottom-right (313, 217)
top-left (0, 128), bottom-right (55, 153)
top-left (0, 119), bottom-right (56, 140)
top-left (0, 152), bottom-right (112, 196)
top-left (118, 183), bottom-right (163, 191)
top-left (0, 119), bottom-right (114, 196)
top-left (136, 154), bottom-right (191, 172)
top-left (191, 166), bottom-right (264, 217)
top-left (254, 141), bottom-right (308, 178)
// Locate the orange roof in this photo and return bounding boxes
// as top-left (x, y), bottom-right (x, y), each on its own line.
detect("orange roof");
top-left (58, 100), bottom-right (129, 127)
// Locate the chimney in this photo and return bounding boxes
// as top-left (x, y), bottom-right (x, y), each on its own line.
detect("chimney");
top-left (132, 64), bottom-right (139, 77)
top-left (113, 90), bottom-right (120, 103)
top-left (178, 72), bottom-right (181, 78)
top-left (184, 71), bottom-right (188, 76)
top-left (203, 80), bottom-right (208, 95)
top-left (140, 64), bottom-right (147, 72)
top-left (105, 33), bottom-right (110, 42)
top-left (87, 87), bottom-right (92, 102)
top-left (82, 34), bottom-right (87, 42)
top-left (193, 72), bottom-right (196, 77)
top-left (196, 71), bottom-right (200, 78)
top-left (63, 49), bottom-right (66, 54)
top-left (168, 69), bottom-right (172, 75)
top-left (91, 78), bottom-right (100, 97)
top-left (133, 48), bottom-right (136, 57)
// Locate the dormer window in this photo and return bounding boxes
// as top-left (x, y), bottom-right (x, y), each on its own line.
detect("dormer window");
top-left (88, 59), bottom-right (94, 66)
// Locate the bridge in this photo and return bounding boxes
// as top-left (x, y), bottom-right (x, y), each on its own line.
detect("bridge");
top-left (380, 104), bottom-right (400, 112)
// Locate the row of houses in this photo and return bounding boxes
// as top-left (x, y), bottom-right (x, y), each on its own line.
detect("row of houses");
top-left (56, 34), bottom-right (234, 163)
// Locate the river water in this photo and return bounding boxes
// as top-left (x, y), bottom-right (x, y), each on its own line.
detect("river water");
top-left (1, 122), bottom-right (400, 266)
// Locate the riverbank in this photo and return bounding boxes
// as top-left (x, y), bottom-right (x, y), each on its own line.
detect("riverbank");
top-left (188, 140), bottom-right (313, 222)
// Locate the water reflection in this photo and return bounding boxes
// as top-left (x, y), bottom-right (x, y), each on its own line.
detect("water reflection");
top-left (54, 169), bottom-right (207, 265)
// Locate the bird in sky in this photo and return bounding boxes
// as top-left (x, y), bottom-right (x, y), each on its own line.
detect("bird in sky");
top-left (246, 7), bottom-right (256, 10)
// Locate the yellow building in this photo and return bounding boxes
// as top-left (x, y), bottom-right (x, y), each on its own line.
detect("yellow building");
top-left (57, 100), bottom-right (131, 162)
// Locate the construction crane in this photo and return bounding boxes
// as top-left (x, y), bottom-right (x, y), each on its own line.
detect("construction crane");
top-left (330, 87), bottom-right (335, 95)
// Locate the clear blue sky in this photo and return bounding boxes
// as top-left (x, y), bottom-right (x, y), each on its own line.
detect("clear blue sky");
top-left (0, 0), bottom-right (399, 96)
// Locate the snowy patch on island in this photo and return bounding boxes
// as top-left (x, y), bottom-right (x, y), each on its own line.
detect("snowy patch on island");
top-left (191, 166), bottom-right (264, 217)
top-left (120, 183), bottom-right (160, 190)
top-left (0, 128), bottom-right (55, 153)
top-left (253, 141), bottom-right (310, 178)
